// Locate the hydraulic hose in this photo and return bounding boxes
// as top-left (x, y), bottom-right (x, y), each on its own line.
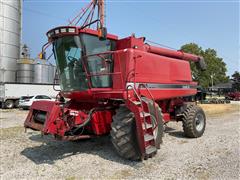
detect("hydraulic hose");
top-left (71, 108), bottom-right (96, 134)
top-left (71, 106), bottom-right (113, 134)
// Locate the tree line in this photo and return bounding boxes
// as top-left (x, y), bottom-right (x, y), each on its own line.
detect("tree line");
top-left (180, 43), bottom-right (239, 90)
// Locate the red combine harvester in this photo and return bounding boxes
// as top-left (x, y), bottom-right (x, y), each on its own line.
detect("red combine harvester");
top-left (24, 0), bottom-right (207, 160)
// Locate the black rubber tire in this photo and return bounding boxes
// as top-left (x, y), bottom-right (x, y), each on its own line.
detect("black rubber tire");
top-left (110, 106), bottom-right (141, 160)
top-left (182, 104), bottom-right (206, 138)
top-left (149, 106), bottom-right (164, 149)
top-left (14, 100), bottom-right (19, 108)
top-left (4, 100), bottom-right (14, 109)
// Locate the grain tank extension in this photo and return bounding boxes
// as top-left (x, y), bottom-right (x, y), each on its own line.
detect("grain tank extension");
top-left (24, 1), bottom-right (207, 160)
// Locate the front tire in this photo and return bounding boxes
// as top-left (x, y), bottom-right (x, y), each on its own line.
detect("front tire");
top-left (110, 106), bottom-right (141, 160)
top-left (182, 104), bottom-right (206, 138)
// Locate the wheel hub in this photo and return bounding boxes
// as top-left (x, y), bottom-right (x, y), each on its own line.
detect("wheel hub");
top-left (195, 113), bottom-right (204, 132)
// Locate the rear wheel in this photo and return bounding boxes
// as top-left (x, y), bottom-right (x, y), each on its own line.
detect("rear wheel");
top-left (182, 104), bottom-right (206, 138)
top-left (14, 100), bottom-right (19, 108)
top-left (4, 100), bottom-right (14, 109)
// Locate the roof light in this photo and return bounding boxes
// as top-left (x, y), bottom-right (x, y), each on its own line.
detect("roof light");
top-left (55, 29), bottom-right (60, 34)
top-left (68, 28), bottom-right (76, 33)
top-left (47, 31), bottom-right (54, 38)
top-left (47, 32), bottom-right (51, 38)
top-left (60, 28), bottom-right (67, 33)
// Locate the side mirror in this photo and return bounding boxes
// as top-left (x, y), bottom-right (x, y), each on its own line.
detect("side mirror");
top-left (98, 27), bottom-right (107, 40)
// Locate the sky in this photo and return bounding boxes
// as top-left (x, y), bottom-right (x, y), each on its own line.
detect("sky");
top-left (22, 0), bottom-right (239, 76)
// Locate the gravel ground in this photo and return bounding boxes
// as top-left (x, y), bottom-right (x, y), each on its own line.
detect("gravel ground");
top-left (0, 107), bottom-right (239, 180)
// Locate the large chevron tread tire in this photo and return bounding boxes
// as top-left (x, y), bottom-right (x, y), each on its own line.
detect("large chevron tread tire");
top-left (182, 104), bottom-right (206, 138)
top-left (110, 106), bottom-right (141, 161)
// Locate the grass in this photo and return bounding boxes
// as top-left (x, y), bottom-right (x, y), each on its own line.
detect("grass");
top-left (199, 104), bottom-right (240, 117)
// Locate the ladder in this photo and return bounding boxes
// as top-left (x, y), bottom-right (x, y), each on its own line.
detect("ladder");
top-left (126, 84), bottom-right (163, 159)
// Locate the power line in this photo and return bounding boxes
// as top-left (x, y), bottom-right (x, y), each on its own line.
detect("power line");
top-left (23, 7), bottom-right (68, 22)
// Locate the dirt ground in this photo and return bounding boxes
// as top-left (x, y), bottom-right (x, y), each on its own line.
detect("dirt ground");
top-left (0, 104), bottom-right (239, 179)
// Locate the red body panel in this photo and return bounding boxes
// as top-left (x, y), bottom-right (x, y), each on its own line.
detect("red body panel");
top-left (90, 111), bottom-right (113, 135)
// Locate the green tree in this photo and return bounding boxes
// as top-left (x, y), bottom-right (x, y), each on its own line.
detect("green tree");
top-left (180, 43), bottom-right (229, 88)
top-left (231, 71), bottom-right (240, 91)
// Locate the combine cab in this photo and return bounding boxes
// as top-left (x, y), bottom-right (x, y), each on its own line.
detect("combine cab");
top-left (24, 1), bottom-right (207, 160)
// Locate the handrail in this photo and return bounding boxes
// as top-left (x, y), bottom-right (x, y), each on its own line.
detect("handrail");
top-left (82, 51), bottom-right (124, 88)
top-left (138, 83), bottom-right (155, 101)
top-left (138, 83), bottom-right (159, 130)
top-left (126, 84), bottom-right (147, 130)
top-left (53, 68), bottom-right (60, 92)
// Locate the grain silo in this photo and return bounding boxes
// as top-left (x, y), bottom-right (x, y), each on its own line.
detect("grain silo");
top-left (17, 59), bottom-right (34, 83)
top-left (0, 0), bottom-right (22, 83)
top-left (33, 60), bottom-right (56, 84)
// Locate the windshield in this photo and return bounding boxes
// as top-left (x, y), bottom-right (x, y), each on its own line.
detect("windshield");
top-left (53, 34), bottom-right (115, 91)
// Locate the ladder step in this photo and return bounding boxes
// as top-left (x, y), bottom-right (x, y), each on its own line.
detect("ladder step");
top-left (140, 112), bottom-right (151, 118)
top-left (142, 123), bottom-right (153, 130)
top-left (146, 145), bottom-right (157, 155)
top-left (141, 97), bottom-right (152, 104)
top-left (144, 134), bottom-right (154, 142)
top-left (132, 101), bottom-right (141, 105)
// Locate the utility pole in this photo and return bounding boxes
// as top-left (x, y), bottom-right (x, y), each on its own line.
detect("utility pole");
top-left (210, 73), bottom-right (215, 97)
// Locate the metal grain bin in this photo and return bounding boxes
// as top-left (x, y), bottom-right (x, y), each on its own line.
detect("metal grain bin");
top-left (0, 0), bottom-right (22, 82)
top-left (48, 64), bottom-right (55, 84)
top-left (17, 63), bottom-right (33, 83)
top-left (33, 63), bottom-right (50, 84)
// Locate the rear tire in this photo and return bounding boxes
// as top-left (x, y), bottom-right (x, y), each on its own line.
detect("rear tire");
top-left (110, 106), bottom-right (141, 160)
top-left (182, 104), bottom-right (206, 138)
top-left (4, 100), bottom-right (14, 109)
